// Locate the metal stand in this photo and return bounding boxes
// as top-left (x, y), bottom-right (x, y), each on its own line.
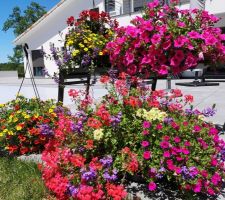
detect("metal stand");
top-left (17, 43), bottom-right (40, 99)
top-left (176, 70), bottom-right (219, 87)
top-left (58, 69), bottom-right (91, 102)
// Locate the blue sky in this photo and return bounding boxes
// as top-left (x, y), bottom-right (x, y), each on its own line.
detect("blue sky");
top-left (0, 0), bottom-right (60, 63)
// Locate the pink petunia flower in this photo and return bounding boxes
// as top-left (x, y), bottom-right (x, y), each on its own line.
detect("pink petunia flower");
top-left (174, 136), bottom-right (181, 143)
top-left (193, 125), bottom-right (202, 132)
top-left (143, 121), bottom-right (151, 128)
top-left (193, 183), bottom-right (202, 193)
top-left (188, 31), bottom-right (201, 39)
top-left (163, 151), bottom-right (170, 158)
top-left (141, 141), bottom-right (150, 147)
top-left (142, 130), bottom-right (149, 135)
top-left (160, 141), bottom-right (170, 149)
top-left (151, 34), bottom-right (161, 45)
top-left (143, 151), bottom-right (151, 159)
top-left (148, 182), bottom-right (157, 191)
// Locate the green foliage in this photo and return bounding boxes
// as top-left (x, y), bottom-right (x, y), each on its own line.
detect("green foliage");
top-left (2, 2), bottom-right (46, 36)
top-left (7, 46), bottom-right (23, 64)
top-left (0, 63), bottom-right (24, 77)
top-left (0, 157), bottom-right (47, 200)
top-left (2, 1), bottom-right (46, 64)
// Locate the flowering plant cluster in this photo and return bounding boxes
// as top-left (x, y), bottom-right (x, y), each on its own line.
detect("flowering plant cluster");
top-left (41, 75), bottom-right (225, 199)
top-left (0, 96), bottom-right (69, 155)
top-left (50, 9), bottom-right (118, 74)
top-left (106, 0), bottom-right (225, 77)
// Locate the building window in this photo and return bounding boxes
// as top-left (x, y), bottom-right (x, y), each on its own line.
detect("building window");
top-left (33, 66), bottom-right (44, 76)
top-left (31, 50), bottom-right (45, 77)
top-left (133, 0), bottom-right (152, 12)
top-left (105, 0), bottom-right (115, 12)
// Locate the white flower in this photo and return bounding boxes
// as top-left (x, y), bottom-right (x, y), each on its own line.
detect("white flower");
top-left (93, 128), bottom-right (104, 141)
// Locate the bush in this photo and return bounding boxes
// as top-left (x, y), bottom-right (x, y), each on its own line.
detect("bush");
top-left (0, 95), bottom-right (70, 155)
top-left (41, 76), bottom-right (225, 199)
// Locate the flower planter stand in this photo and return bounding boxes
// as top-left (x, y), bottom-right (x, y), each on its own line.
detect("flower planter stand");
top-left (58, 68), bottom-right (91, 102)
top-left (176, 70), bottom-right (219, 87)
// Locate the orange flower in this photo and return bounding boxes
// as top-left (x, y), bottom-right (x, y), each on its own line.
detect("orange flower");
top-left (85, 140), bottom-right (94, 149)
top-left (87, 117), bottom-right (102, 129)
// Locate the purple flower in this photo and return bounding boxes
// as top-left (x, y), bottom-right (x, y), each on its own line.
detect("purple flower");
top-left (81, 168), bottom-right (96, 181)
top-left (38, 124), bottom-right (54, 136)
top-left (103, 169), bottom-right (118, 181)
top-left (110, 112), bottom-right (122, 127)
top-left (68, 185), bottom-right (78, 197)
top-left (81, 54), bottom-right (91, 67)
top-left (74, 111), bottom-right (87, 120)
top-left (74, 120), bottom-right (83, 133)
top-left (181, 166), bottom-right (198, 179)
top-left (108, 68), bottom-right (118, 82)
top-left (202, 107), bottom-right (216, 117)
top-left (163, 117), bottom-right (174, 124)
top-left (189, 166), bottom-right (199, 178)
top-left (219, 148), bottom-right (225, 161)
top-left (185, 108), bottom-right (200, 116)
top-left (100, 155), bottom-right (113, 168)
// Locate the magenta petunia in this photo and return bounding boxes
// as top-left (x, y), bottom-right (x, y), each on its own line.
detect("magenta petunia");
top-left (174, 136), bottom-right (181, 143)
top-left (143, 151), bottom-right (151, 160)
top-left (156, 124), bottom-right (163, 130)
top-left (193, 183), bottom-right (202, 193)
top-left (207, 187), bottom-right (215, 195)
top-left (143, 121), bottom-right (151, 129)
top-left (184, 141), bottom-right (191, 146)
top-left (148, 182), bottom-right (157, 191)
top-left (182, 148), bottom-right (190, 155)
top-left (141, 141), bottom-right (150, 147)
top-left (163, 151), bottom-right (170, 158)
top-left (211, 173), bottom-right (221, 186)
top-left (160, 141), bottom-right (170, 149)
top-left (142, 130), bottom-right (149, 135)
top-left (193, 125), bottom-right (202, 132)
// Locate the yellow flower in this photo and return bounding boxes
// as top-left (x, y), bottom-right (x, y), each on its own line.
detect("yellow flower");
top-left (84, 48), bottom-right (89, 52)
top-left (16, 125), bottom-right (22, 131)
top-left (93, 129), bottom-right (104, 141)
top-left (34, 113), bottom-right (39, 118)
top-left (87, 38), bottom-right (92, 41)
top-left (72, 50), bottom-right (80, 57)
top-left (99, 52), bottom-right (103, 56)
top-left (13, 117), bottom-right (18, 122)
top-left (67, 40), bottom-right (74, 46)
top-left (24, 115), bottom-right (30, 119)
top-left (79, 43), bottom-right (84, 48)
top-left (49, 109), bottom-right (54, 113)
top-left (84, 40), bottom-right (88, 44)
top-left (8, 131), bottom-right (14, 135)
top-left (0, 132), bottom-right (4, 137)
top-left (3, 129), bottom-right (8, 133)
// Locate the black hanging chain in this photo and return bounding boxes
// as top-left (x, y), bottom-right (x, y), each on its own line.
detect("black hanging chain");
top-left (17, 43), bottom-right (40, 100)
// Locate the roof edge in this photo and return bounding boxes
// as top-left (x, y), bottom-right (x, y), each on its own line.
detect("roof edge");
top-left (13, 0), bottom-right (67, 45)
